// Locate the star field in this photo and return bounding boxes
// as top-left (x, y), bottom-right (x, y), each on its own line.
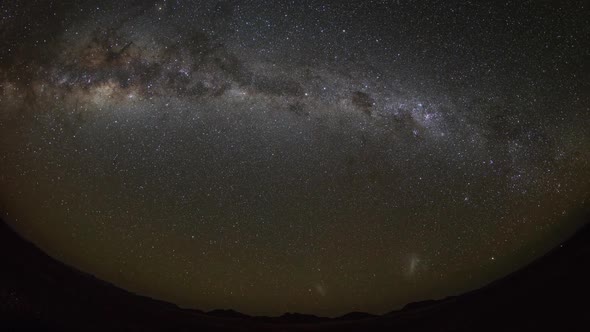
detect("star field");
top-left (0, 0), bottom-right (589, 317)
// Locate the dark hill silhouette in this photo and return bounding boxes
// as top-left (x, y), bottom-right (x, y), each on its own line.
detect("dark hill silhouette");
top-left (400, 299), bottom-right (441, 311)
top-left (206, 309), bottom-right (250, 319)
top-left (1, 211), bottom-right (589, 331)
top-left (335, 311), bottom-right (378, 320)
top-left (276, 312), bottom-right (329, 323)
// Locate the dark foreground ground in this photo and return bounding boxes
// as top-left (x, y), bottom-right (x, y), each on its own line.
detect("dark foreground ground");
top-left (1, 213), bottom-right (589, 331)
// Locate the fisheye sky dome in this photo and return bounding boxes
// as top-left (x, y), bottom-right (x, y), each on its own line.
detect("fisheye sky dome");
top-left (0, 0), bottom-right (588, 317)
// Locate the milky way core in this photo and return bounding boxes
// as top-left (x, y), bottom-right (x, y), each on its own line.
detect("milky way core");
top-left (1, 0), bottom-right (589, 316)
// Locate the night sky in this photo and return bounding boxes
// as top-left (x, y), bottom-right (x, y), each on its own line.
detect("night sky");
top-left (1, 0), bottom-right (589, 317)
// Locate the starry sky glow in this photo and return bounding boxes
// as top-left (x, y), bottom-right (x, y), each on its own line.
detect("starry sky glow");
top-left (0, 0), bottom-right (589, 317)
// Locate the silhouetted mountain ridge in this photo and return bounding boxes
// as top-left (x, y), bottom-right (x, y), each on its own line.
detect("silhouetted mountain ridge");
top-left (207, 309), bottom-right (250, 319)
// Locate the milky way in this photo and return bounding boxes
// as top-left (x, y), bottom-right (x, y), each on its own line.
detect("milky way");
top-left (1, 0), bottom-right (589, 316)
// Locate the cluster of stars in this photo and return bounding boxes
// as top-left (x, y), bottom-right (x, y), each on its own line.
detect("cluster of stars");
top-left (0, 0), bottom-right (588, 318)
